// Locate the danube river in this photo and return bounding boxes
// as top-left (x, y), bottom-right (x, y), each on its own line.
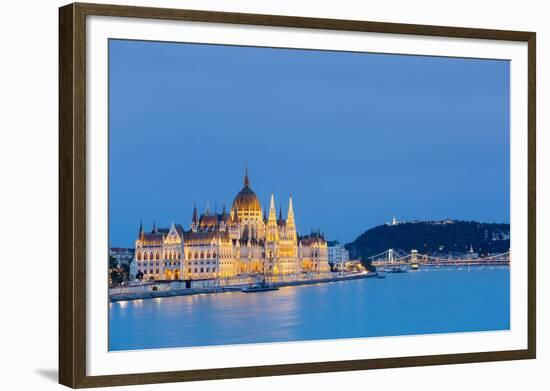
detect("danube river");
top-left (109, 266), bottom-right (510, 351)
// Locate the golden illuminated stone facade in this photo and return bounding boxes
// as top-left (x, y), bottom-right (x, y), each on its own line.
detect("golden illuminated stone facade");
top-left (135, 170), bottom-right (329, 281)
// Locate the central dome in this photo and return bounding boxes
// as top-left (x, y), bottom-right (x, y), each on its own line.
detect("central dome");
top-left (232, 170), bottom-right (261, 212)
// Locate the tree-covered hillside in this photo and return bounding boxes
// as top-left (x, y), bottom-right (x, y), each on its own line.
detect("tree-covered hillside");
top-left (345, 220), bottom-right (509, 261)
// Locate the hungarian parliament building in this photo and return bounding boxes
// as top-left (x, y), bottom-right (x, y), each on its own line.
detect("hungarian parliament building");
top-left (135, 170), bottom-right (329, 281)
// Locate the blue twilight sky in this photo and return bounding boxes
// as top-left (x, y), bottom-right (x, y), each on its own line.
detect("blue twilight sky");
top-left (109, 39), bottom-right (510, 247)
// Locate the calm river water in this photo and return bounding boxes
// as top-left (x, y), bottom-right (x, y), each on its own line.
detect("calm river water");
top-left (109, 266), bottom-right (510, 351)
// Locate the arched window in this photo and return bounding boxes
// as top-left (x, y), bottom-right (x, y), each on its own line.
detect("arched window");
top-left (206, 251), bottom-right (211, 259)
top-left (200, 251), bottom-right (204, 259)
top-left (212, 251), bottom-right (217, 259)
top-left (194, 251), bottom-right (198, 259)
top-left (188, 252), bottom-right (192, 260)
top-left (143, 252), bottom-right (148, 261)
top-left (149, 252), bottom-right (153, 261)
top-left (155, 252), bottom-right (159, 260)
top-left (137, 252), bottom-right (142, 261)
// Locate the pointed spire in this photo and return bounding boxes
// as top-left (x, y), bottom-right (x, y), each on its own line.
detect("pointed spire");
top-left (152, 221), bottom-right (157, 233)
top-left (205, 201), bottom-right (210, 215)
top-left (192, 204), bottom-right (198, 224)
top-left (268, 192), bottom-right (277, 223)
top-left (287, 193), bottom-right (295, 227)
top-left (138, 219), bottom-right (144, 239)
top-left (244, 167), bottom-right (250, 187)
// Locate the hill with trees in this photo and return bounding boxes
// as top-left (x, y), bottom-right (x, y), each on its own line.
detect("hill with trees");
top-left (345, 220), bottom-right (509, 262)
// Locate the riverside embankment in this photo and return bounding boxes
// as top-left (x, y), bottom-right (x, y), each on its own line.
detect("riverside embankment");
top-left (109, 272), bottom-right (376, 302)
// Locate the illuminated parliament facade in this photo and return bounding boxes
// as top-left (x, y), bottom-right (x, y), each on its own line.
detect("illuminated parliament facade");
top-left (134, 171), bottom-right (329, 281)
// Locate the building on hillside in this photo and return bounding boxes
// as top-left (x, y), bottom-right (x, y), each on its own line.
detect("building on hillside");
top-left (134, 170), bottom-right (329, 281)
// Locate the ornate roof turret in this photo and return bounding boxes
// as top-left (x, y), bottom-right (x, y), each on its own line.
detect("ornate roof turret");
top-left (221, 204), bottom-right (228, 221)
top-left (268, 193), bottom-right (277, 223)
top-left (286, 194), bottom-right (295, 228)
top-left (232, 168), bottom-right (261, 212)
top-left (278, 204), bottom-right (285, 226)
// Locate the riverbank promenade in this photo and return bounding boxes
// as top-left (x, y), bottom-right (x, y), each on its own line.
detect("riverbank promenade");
top-left (109, 272), bottom-right (375, 302)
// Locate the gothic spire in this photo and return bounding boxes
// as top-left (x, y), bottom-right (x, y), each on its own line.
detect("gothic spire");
top-left (287, 193), bottom-right (295, 227)
top-left (244, 167), bottom-right (250, 187)
top-left (138, 219), bottom-right (144, 239)
top-left (192, 204), bottom-right (198, 224)
top-left (268, 192), bottom-right (277, 223)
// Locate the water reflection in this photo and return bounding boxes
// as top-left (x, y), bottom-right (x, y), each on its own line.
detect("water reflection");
top-left (109, 267), bottom-right (510, 351)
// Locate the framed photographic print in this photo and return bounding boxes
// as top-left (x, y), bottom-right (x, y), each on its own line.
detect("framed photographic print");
top-left (59, 2), bottom-right (536, 388)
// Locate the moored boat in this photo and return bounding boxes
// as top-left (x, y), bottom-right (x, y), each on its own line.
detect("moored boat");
top-left (388, 266), bottom-right (406, 273)
top-left (241, 282), bottom-right (279, 292)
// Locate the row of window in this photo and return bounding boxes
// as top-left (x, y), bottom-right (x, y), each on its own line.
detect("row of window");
top-left (190, 250), bottom-right (217, 259)
top-left (139, 269), bottom-right (160, 274)
top-left (137, 261), bottom-right (181, 267)
top-left (138, 269), bottom-right (183, 275)
top-left (138, 267), bottom-right (219, 274)
top-left (137, 250), bottom-right (227, 261)
top-left (137, 251), bottom-right (182, 261)
top-left (188, 267), bottom-right (217, 274)
top-left (137, 250), bottom-right (320, 262)
top-left (192, 260), bottom-right (216, 266)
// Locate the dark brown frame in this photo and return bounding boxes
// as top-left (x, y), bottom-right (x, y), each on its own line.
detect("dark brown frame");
top-left (59, 2), bottom-right (536, 388)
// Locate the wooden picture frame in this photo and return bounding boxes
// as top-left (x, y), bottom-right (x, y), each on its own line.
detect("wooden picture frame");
top-left (59, 2), bottom-right (536, 388)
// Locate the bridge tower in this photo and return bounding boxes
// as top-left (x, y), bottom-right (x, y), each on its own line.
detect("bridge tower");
top-left (410, 249), bottom-right (419, 270)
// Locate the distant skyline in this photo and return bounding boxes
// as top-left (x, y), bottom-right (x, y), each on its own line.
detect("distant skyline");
top-left (109, 39), bottom-right (510, 248)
